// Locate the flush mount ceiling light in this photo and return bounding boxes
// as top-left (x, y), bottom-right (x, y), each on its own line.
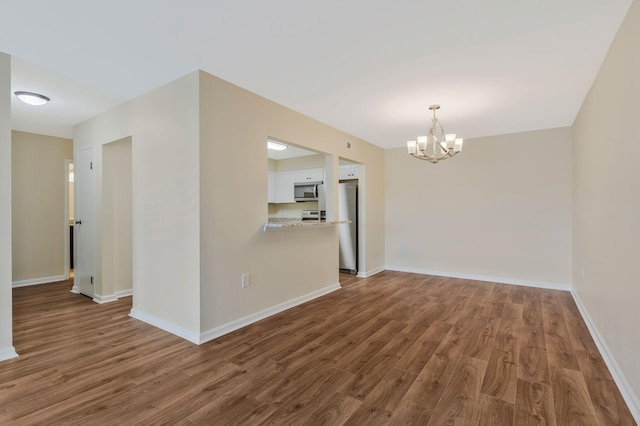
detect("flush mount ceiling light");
top-left (267, 140), bottom-right (288, 151)
top-left (407, 105), bottom-right (463, 164)
top-left (14, 91), bottom-right (50, 106)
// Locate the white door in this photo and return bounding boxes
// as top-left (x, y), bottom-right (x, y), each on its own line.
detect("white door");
top-left (75, 147), bottom-right (95, 297)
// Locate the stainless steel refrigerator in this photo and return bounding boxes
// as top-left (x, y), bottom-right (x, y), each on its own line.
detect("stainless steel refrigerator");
top-left (339, 182), bottom-right (358, 274)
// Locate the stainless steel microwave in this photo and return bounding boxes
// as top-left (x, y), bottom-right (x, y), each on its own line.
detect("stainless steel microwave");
top-left (294, 181), bottom-right (322, 202)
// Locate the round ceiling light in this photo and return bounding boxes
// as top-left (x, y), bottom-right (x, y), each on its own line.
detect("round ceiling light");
top-left (14, 91), bottom-right (50, 106)
top-left (267, 140), bottom-right (288, 151)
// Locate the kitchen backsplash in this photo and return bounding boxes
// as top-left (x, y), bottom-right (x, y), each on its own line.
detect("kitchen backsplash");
top-left (268, 201), bottom-right (319, 219)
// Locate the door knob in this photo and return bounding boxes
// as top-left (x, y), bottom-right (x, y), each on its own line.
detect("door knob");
top-left (75, 220), bottom-right (82, 225)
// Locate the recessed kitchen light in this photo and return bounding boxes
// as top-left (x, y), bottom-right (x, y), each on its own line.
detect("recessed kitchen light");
top-left (14, 91), bottom-right (50, 106)
top-left (267, 140), bottom-right (288, 151)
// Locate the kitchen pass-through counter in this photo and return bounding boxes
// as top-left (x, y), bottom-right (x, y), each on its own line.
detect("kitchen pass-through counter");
top-left (263, 218), bottom-right (350, 231)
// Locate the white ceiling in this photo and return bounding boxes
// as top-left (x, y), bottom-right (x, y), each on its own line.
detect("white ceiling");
top-left (1, 0), bottom-right (632, 148)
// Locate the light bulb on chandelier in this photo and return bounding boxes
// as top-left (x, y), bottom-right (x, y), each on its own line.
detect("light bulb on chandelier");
top-left (407, 105), bottom-right (463, 164)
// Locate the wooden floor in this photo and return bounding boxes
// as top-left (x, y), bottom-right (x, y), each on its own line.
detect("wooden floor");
top-left (1, 272), bottom-right (635, 425)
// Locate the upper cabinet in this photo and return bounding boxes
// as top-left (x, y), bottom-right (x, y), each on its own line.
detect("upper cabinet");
top-left (269, 167), bottom-right (326, 203)
top-left (295, 167), bottom-right (324, 183)
top-left (274, 170), bottom-right (297, 203)
top-left (339, 164), bottom-right (359, 180)
top-left (268, 171), bottom-right (276, 203)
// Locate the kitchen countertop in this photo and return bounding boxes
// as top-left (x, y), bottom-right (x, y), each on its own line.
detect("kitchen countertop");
top-left (263, 218), bottom-right (350, 231)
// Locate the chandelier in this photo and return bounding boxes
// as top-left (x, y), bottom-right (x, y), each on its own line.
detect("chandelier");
top-left (407, 105), bottom-right (463, 164)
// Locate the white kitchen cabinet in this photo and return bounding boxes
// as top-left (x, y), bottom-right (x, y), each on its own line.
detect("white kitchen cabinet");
top-left (295, 167), bottom-right (323, 183)
top-left (274, 170), bottom-right (296, 203)
top-left (268, 171), bottom-right (276, 203)
top-left (339, 164), bottom-right (359, 180)
top-left (269, 167), bottom-right (325, 203)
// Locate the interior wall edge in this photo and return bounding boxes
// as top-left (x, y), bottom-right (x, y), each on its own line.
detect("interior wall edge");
top-left (0, 52), bottom-right (12, 362)
top-left (385, 265), bottom-right (571, 291)
top-left (571, 289), bottom-right (640, 423)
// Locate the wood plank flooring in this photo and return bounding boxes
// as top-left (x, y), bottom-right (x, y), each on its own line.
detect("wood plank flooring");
top-left (1, 272), bottom-right (636, 425)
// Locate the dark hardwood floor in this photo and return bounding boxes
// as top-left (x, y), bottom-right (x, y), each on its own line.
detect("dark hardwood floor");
top-left (1, 272), bottom-right (636, 425)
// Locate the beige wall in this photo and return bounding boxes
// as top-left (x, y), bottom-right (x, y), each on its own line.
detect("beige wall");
top-left (11, 131), bottom-right (73, 283)
top-left (199, 70), bottom-right (385, 333)
top-left (573, 0), bottom-right (640, 409)
top-left (385, 127), bottom-right (573, 288)
top-left (102, 138), bottom-right (132, 296)
top-left (74, 71), bottom-right (201, 338)
top-left (0, 52), bottom-right (15, 360)
top-left (74, 69), bottom-right (384, 340)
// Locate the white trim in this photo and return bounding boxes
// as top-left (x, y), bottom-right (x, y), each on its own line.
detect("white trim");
top-left (12, 275), bottom-right (67, 288)
top-left (64, 159), bottom-right (73, 280)
top-left (0, 347), bottom-right (18, 362)
top-left (92, 289), bottom-right (131, 303)
top-left (115, 289), bottom-right (133, 298)
top-left (385, 265), bottom-right (570, 291)
top-left (571, 290), bottom-right (640, 423)
top-left (129, 309), bottom-right (199, 344)
top-left (92, 293), bottom-right (117, 304)
top-left (357, 266), bottom-right (384, 278)
top-left (200, 283), bottom-right (342, 345)
top-left (70, 285), bottom-right (80, 294)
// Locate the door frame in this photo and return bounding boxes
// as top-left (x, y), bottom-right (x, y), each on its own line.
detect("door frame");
top-left (64, 159), bottom-right (73, 280)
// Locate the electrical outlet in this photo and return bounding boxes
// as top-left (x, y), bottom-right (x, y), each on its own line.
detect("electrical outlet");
top-left (241, 272), bottom-right (251, 288)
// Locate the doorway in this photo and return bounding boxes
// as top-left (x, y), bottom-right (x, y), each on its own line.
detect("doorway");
top-left (338, 158), bottom-right (364, 275)
top-left (101, 137), bottom-right (133, 300)
top-left (72, 138), bottom-right (133, 302)
top-left (65, 160), bottom-right (74, 280)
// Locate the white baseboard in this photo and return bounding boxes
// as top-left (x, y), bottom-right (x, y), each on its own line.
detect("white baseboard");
top-left (116, 289), bottom-right (133, 298)
top-left (385, 265), bottom-right (570, 291)
top-left (12, 275), bottom-right (67, 288)
top-left (93, 293), bottom-right (118, 304)
top-left (129, 309), bottom-right (199, 344)
top-left (357, 266), bottom-right (384, 278)
top-left (571, 290), bottom-right (640, 423)
top-left (200, 283), bottom-right (342, 345)
top-left (0, 346), bottom-right (18, 362)
top-left (70, 279), bottom-right (79, 294)
top-left (92, 289), bottom-right (132, 304)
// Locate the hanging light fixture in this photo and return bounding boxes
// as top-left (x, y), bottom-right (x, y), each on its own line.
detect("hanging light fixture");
top-left (407, 105), bottom-right (463, 164)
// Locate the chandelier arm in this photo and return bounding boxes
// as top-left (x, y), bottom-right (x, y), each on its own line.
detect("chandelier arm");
top-left (410, 152), bottom-right (451, 163)
top-left (436, 118), bottom-right (446, 155)
top-left (414, 147), bottom-right (460, 160)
